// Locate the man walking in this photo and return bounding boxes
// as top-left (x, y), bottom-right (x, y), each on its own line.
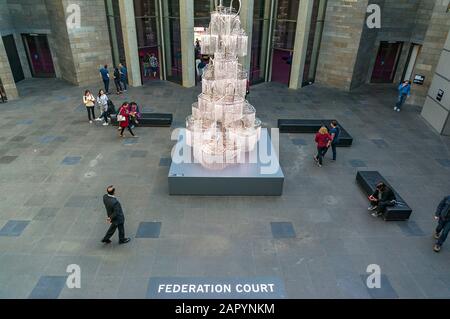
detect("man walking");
top-left (394, 80), bottom-right (411, 112)
top-left (119, 63), bottom-right (128, 92)
top-left (99, 65), bottom-right (110, 94)
top-left (102, 185), bottom-right (130, 245)
top-left (326, 120), bottom-right (340, 161)
top-left (433, 195), bottom-right (450, 252)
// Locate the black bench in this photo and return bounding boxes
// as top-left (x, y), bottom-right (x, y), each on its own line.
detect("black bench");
top-left (356, 171), bottom-right (412, 221)
top-left (111, 113), bottom-right (173, 127)
top-left (277, 119), bottom-right (353, 146)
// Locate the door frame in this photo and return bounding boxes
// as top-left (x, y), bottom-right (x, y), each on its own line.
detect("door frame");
top-left (402, 43), bottom-right (421, 82)
top-left (2, 34), bottom-right (25, 83)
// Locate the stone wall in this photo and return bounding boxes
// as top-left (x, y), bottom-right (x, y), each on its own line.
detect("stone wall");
top-left (0, 37), bottom-right (19, 99)
top-left (421, 24), bottom-right (450, 135)
top-left (63, 0), bottom-right (113, 86)
top-left (409, 0), bottom-right (450, 106)
top-left (0, 0), bottom-right (18, 100)
top-left (315, 0), bottom-right (370, 90)
top-left (351, 0), bottom-right (384, 89)
top-left (45, 0), bottom-right (77, 84)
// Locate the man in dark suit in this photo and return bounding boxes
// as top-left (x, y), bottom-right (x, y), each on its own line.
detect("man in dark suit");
top-left (102, 185), bottom-right (130, 244)
top-left (367, 182), bottom-right (396, 218)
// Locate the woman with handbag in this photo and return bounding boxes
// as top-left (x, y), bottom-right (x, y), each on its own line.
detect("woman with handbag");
top-left (83, 90), bottom-right (96, 123)
top-left (117, 103), bottom-right (137, 138)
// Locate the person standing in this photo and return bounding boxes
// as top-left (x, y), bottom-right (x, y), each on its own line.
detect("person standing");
top-left (367, 182), bottom-right (396, 218)
top-left (129, 102), bottom-right (141, 129)
top-left (119, 63), bottom-right (128, 91)
top-left (314, 126), bottom-right (332, 168)
top-left (83, 90), bottom-right (96, 123)
top-left (99, 65), bottom-right (110, 94)
top-left (327, 120), bottom-right (341, 161)
top-left (117, 103), bottom-right (137, 138)
top-left (143, 53), bottom-right (151, 78)
top-left (149, 53), bottom-right (158, 79)
top-left (113, 67), bottom-right (123, 94)
top-left (96, 89), bottom-right (109, 126)
top-left (394, 80), bottom-right (411, 112)
top-left (102, 185), bottom-right (131, 245)
top-left (433, 195), bottom-right (450, 252)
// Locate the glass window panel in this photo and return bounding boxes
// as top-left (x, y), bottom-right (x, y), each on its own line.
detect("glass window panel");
top-left (135, 17), bottom-right (158, 48)
top-left (134, 0), bottom-right (157, 17)
top-left (253, 0), bottom-right (266, 19)
top-left (272, 21), bottom-right (297, 50)
top-left (276, 0), bottom-right (300, 21)
top-left (167, 0), bottom-right (180, 16)
top-left (194, 0), bottom-right (211, 18)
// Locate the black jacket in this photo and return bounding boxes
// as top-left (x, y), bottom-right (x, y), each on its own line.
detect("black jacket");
top-left (103, 194), bottom-right (125, 225)
top-left (435, 196), bottom-right (450, 220)
top-left (372, 187), bottom-right (396, 203)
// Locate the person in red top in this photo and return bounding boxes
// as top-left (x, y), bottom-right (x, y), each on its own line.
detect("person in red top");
top-left (117, 102), bottom-right (137, 138)
top-left (314, 126), bottom-right (332, 167)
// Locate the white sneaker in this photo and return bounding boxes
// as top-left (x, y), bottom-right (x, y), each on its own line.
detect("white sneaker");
top-left (95, 118), bottom-right (102, 121)
top-left (89, 120), bottom-right (93, 124)
top-left (103, 122), bottom-right (109, 126)
top-left (368, 205), bottom-right (378, 211)
top-left (396, 108), bottom-right (400, 112)
top-left (394, 107), bottom-right (397, 111)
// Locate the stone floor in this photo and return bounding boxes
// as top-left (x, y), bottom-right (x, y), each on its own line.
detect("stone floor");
top-left (0, 78), bottom-right (449, 299)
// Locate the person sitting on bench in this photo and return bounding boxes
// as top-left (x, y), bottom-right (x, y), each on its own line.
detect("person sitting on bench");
top-left (368, 182), bottom-right (396, 217)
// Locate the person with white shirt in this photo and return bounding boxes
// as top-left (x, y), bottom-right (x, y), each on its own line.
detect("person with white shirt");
top-left (96, 89), bottom-right (110, 126)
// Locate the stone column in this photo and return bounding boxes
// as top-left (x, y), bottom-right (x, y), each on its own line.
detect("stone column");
top-left (106, 0), bottom-right (120, 66)
top-left (0, 37), bottom-right (18, 100)
top-left (180, 0), bottom-right (195, 88)
top-left (421, 27), bottom-right (450, 136)
top-left (315, 0), bottom-right (370, 90)
top-left (119, 0), bottom-right (142, 87)
top-left (239, 0), bottom-right (254, 73)
top-left (289, 0), bottom-right (314, 89)
top-left (161, 0), bottom-right (172, 79)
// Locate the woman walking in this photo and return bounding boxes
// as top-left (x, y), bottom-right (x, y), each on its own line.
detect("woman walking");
top-left (96, 89), bottom-right (110, 126)
top-left (117, 103), bottom-right (137, 138)
top-left (83, 90), bottom-right (96, 123)
top-left (314, 126), bottom-right (332, 167)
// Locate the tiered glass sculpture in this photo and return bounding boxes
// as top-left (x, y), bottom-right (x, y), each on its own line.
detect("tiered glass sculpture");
top-left (186, 0), bottom-right (261, 170)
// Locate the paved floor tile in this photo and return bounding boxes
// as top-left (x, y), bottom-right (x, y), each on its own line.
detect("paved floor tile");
top-left (0, 220), bottom-right (30, 237)
top-left (61, 156), bottom-right (82, 165)
top-left (136, 222), bottom-right (162, 238)
top-left (271, 222), bottom-right (296, 239)
top-left (28, 276), bottom-right (67, 299)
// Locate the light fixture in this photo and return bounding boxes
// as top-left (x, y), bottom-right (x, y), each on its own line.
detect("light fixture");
top-left (186, 0), bottom-right (261, 170)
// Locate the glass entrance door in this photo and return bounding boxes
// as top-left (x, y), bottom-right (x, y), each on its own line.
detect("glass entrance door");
top-left (22, 34), bottom-right (55, 78)
top-left (270, 0), bottom-right (299, 86)
top-left (371, 41), bottom-right (403, 83)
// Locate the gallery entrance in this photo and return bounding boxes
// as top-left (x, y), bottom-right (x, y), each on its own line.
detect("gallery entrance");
top-left (22, 34), bottom-right (55, 78)
top-left (269, 0), bottom-right (300, 86)
top-left (371, 41), bottom-right (403, 83)
top-left (2, 35), bottom-right (25, 83)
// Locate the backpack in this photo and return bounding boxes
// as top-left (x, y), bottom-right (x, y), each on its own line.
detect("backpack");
top-left (107, 100), bottom-right (116, 114)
